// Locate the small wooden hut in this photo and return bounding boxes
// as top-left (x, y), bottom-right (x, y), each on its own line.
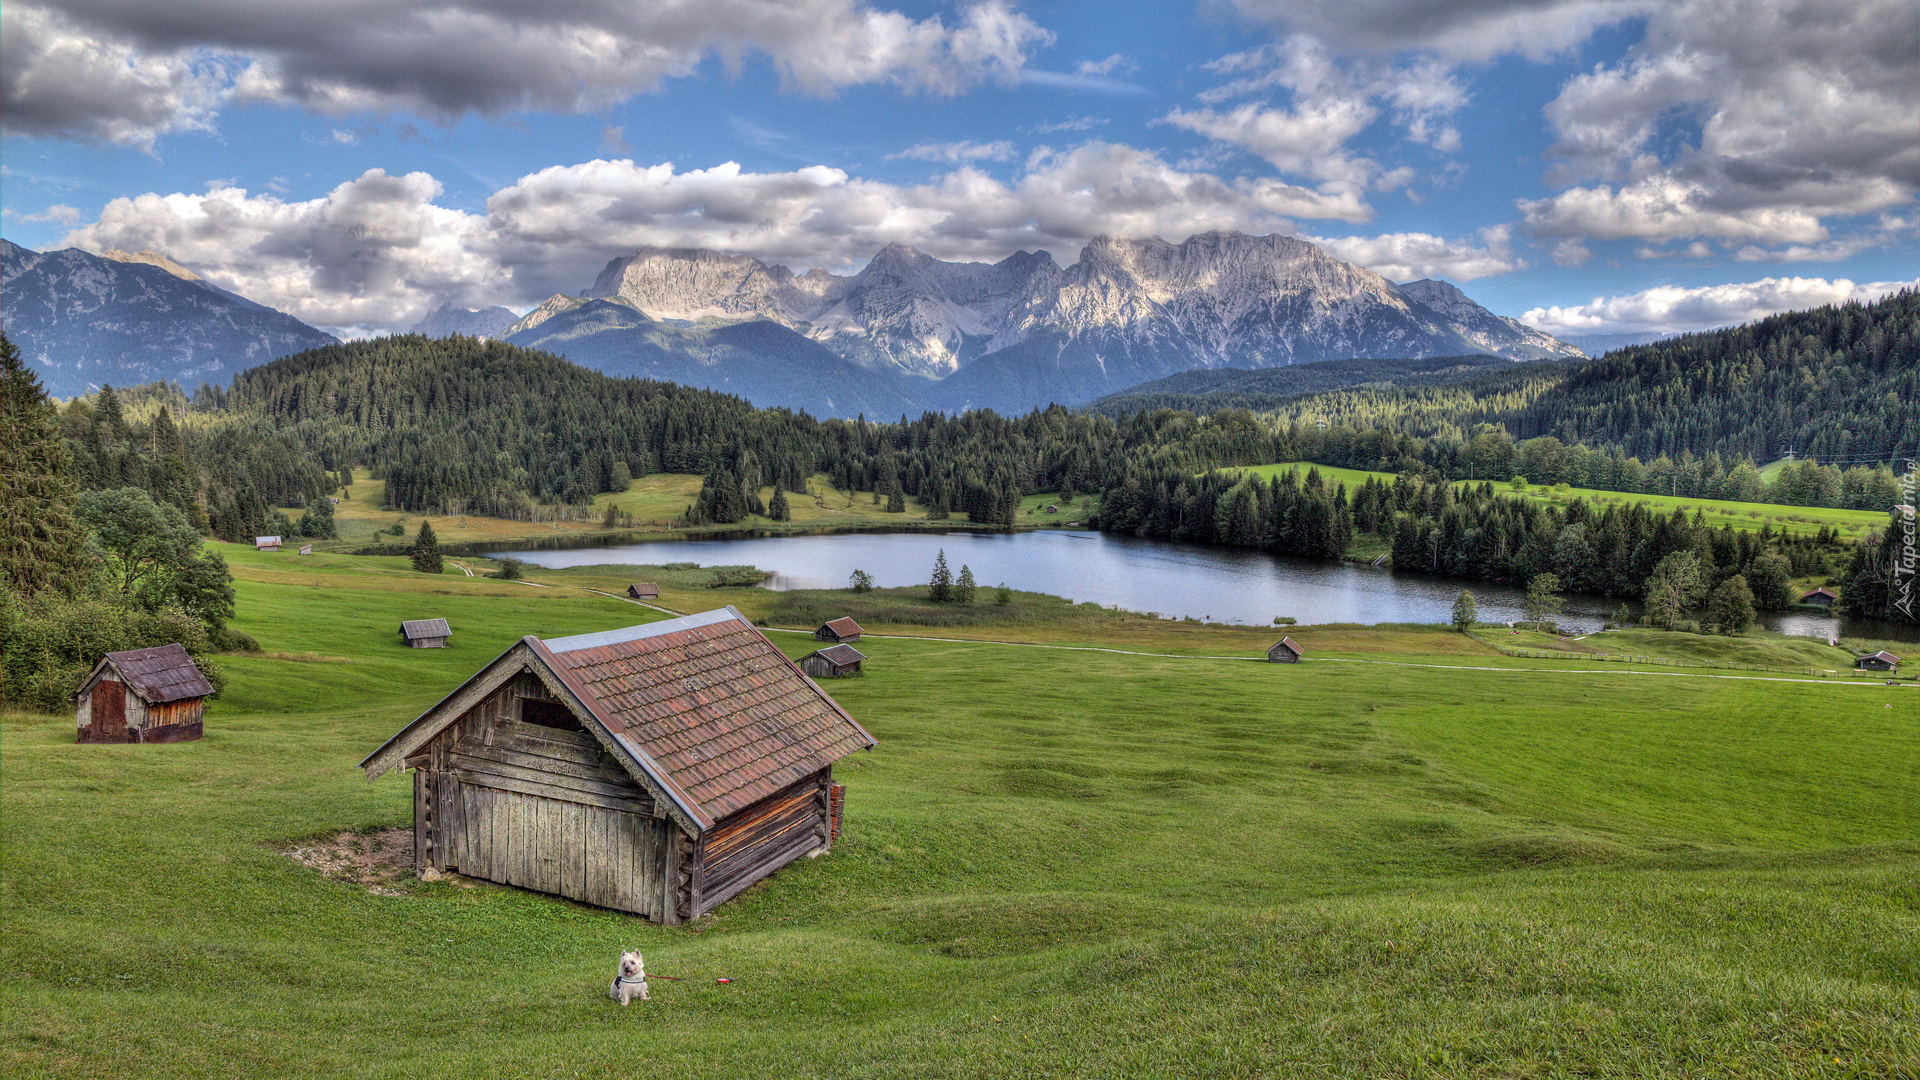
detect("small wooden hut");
top-left (1800, 587), bottom-right (1838, 608)
top-left (1267, 636), bottom-right (1305, 663)
top-left (254, 535), bottom-right (281, 551)
top-left (360, 607), bottom-right (876, 922)
top-left (401, 618), bottom-right (452, 648)
top-left (299, 544), bottom-right (313, 555)
top-left (75, 643), bottom-right (213, 744)
top-left (627, 583), bottom-right (661, 600)
top-left (1855, 651), bottom-right (1900, 672)
top-left (801, 644), bottom-right (865, 679)
top-left (815, 617), bottom-right (864, 644)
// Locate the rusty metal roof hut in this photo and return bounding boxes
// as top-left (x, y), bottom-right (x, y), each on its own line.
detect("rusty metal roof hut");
top-left (815, 616), bottom-right (864, 643)
top-left (400, 618), bottom-right (452, 648)
top-left (627, 583), bottom-right (661, 600)
top-left (75, 643), bottom-right (213, 744)
top-left (359, 607), bottom-right (876, 923)
top-left (1267, 637), bottom-right (1305, 663)
top-left (800, 643), bottom-right (865, 679)
top-left (1855, 651), bottom-right (1901, 671)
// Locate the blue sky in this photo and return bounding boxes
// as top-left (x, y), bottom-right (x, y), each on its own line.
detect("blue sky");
top-left (3, 0), bottom-right (1914, 339)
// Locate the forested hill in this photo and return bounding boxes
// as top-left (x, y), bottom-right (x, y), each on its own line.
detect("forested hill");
top-left (1082, 354), bottom-right (1556, 415)
top-left (1089, 291), bottom-right (1917, 468)
top-left (1502, 290), bottom-right (1916, 464)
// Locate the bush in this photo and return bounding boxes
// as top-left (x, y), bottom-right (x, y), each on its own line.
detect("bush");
top-left (487, 557), bottom-right (524, 581)
top-left (1, 593), bottom-right (225, 713)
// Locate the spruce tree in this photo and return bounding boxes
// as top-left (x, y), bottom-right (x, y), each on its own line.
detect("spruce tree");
top-left (928, 549), bottom-right (953, 602)
top-left (769, 487), bottom-right (790, 521)
top-left (412, 520), bottom-right (443, 574)
top-left (955, 564), bottom-right (976, 604)
top-left (0, 333), bottom-right (93, 597)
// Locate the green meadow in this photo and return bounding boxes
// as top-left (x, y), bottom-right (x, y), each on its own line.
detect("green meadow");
top-left (3, 547), bottom-right (1916, 1078)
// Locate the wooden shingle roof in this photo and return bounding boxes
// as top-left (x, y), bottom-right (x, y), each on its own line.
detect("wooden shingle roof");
top-left (821, 617), bottom-right (863, 638)
top-left (90, 643), bottom-right (213, 703)
top-left (1271, 636), bottom-right (1304, 657)
top-left (401, 618), bottom-right (451, 640)
top-left (533, 609), bottom-right (875, 827)
top-left (812, 644), bottom-right (866, 666)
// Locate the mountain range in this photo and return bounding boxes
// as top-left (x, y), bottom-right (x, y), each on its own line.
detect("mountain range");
top-left (1, 239), bottom-right (339, 398)
top-left (5, 230), bottom-right (1583, 415)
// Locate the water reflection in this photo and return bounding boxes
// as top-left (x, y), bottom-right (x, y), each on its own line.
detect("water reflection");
top-left (490, 528), bottom-right (1909, 641)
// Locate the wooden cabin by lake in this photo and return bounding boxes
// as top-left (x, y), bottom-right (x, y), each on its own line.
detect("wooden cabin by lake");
top-left (401, 618), bottom-right (452, 648)
top-left (1267, 637), bottom-right (1305, 663)
top-left (627, 583), bottom-right (661, 601)
top-left (75, 643), bottom-right (213, 744)
top-left (1800, 587), bottom-right (1838, 608)
top-left (800, 644), bottom-right (865, 679)
top-left (359, 607), bottom-right (876, 923)
top-left (1855, 651), bottom-right (1900, 672)
top-left (815, 617), bottom-right (864, 644)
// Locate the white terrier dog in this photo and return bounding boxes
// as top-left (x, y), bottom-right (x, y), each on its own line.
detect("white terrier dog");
top-left (609, 949), bottom-right (649, 1005)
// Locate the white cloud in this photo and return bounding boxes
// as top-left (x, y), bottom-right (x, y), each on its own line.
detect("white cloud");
top-left (888, 139), bottom-right (1016, 162)
top-left (1033, 115), bottom-right (1106, 133)
top-left (1223, 0), bottom-right (1649, 62)
top-left (58, 170), bottom-right (502, 334)
top-left (1308, 225), bottom-right (1523, 282)
top-left (4, 0), bottom-right (1052, 145)
top-left (1164, 37), bottom-right (1470, 210)
top-left (2, 203), bottom-right (85, 225)
top-left (1521, 276), bottom-right (1913, 336)
top-left (1075, 53), bottom-right (1136, 78)
top-left (55, 146), bottom-right (1375, 331)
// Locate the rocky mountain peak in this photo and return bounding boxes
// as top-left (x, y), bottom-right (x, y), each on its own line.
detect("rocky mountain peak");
top-left (101, 248), bottom-right (203, 283)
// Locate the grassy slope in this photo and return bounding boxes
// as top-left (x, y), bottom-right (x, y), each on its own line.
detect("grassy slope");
top-left (4, 552), bottom-right (1915, 1078)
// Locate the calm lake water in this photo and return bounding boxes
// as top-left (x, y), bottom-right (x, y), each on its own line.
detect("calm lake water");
top-left (491, 528), bottom-right (1904, 641)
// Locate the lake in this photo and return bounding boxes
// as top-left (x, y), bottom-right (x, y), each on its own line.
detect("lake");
top-left (491, 527), bottom-right (1899, 640)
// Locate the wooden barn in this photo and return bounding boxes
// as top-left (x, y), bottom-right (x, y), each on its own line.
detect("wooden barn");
top-left (1800, 587), bottom-right (1838, 608)
top-left (627, 583), bottom-right (661, 601)
top-left (401, 618), bottom-right (452, 648)
top-left (75, 643), bottom-right (213, 744)
top-left (1267, 637), bottom-right (1305, 663)
top-left (254, 535), bottom-right (281, 551)
top-left (815, 616), bottom-right (864, 643)
top-left (1855, 651), bottom-right (1900, 672)
top-left (359, 607), bottom-right (876, 922)
top-left (800, 644), bottom-right (865, 679)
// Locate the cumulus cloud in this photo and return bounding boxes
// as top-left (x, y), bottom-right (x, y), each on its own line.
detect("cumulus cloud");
top-left (54, 146), bottom-right (1382, 331)
top-left (58, 169), bottom-right (503, 334)
top-left (888, 139), bottom-right (1016, 162)
top-left (1521, 276), bottom-right (1912, 336)
top-left (4, 0), bottom-right (1052, 145)
top-left (1309, 225), bottom-right (1523, 282)
top-left (1164, 37), bottom-right (1469, 209)
top-left (1526, 0), bottom-right (1918, 249)
top-left (1221, 0), bottom-right (1647, 62)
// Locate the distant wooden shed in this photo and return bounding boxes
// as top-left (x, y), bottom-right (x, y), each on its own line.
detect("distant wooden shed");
top-left (1267, 636), bottom-right (1305, 663)
top-left (1855, 651), bottom-right (1900, 672)
top-left (360, 607), bottom-right (876, 922)
top-left (75, 643), bottom-right (213, 744)
top-left (815, 617), bottom-right (864, 643)
top-left (1800, 587), bottom-right (1838, 607)
top-left (299, 544), bottom-right (313, 555)
top-left (255, 535), bottom-right (281, 551)
top-left (800, 644), bottom-right (866, 679)
top-left (401, 618), bottom-right (452, 648)
top-left (627, 583), bottom-right (661, 600)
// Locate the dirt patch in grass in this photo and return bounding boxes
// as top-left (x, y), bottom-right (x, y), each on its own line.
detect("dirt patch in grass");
top-left (280, 828), bottom-right (416, 894)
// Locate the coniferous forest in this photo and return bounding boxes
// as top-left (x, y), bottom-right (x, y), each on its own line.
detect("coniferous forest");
top-left (5, 287), bottom-right (1914, 667)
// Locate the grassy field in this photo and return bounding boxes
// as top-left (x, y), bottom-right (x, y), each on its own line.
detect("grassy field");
top-left (4, 551), bottom-right (1916, 1078)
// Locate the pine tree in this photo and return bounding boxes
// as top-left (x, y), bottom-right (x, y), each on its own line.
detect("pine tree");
top-left (955, 564), bottom-right (976, 604)
top-left (769, 487), bottom-right (790, 521)
top-left (0, 333), bottom-right (94, 597)
top-left (928, 548), bottom-right (953, 602)
top-left (412, 520), bottom-right (443, 574)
